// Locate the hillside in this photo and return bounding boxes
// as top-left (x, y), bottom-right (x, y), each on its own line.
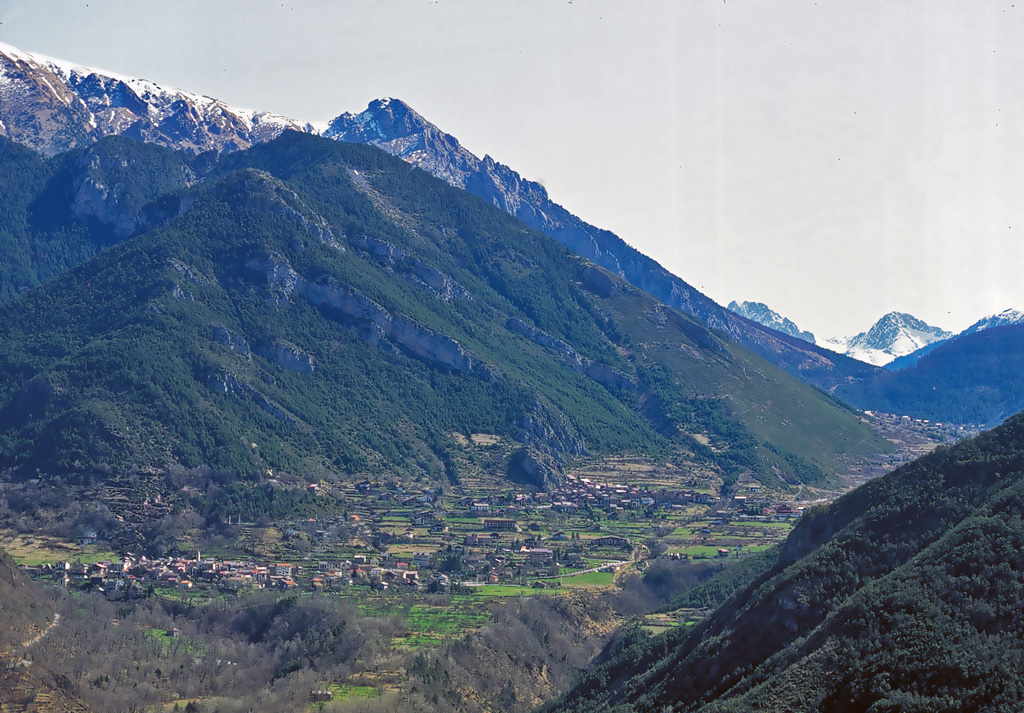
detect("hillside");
top-left (0, 132), bottom-right (887, 501)
top-left (547, 410), bottom-right (1024, 713)
top-left (0, 548), bottom-right (50, 658)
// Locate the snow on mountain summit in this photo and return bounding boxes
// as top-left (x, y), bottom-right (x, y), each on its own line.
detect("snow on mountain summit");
top-left (960, 308), bottom-right (1024, 336)
top-left (0, 41), bottom-right (315, 155)
top-left (824, 312), bottom-right (951, 367)
top-left (727, 301), bottom-right (815, 344)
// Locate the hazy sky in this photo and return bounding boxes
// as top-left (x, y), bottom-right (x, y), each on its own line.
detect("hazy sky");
top-left (2, 0), bottom-right (1022, 338)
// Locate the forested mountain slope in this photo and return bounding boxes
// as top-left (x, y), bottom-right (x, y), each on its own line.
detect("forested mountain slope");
top-left (0, 132), bottom-right (886, 491)
top-left (0, 136), bottom-right (200, 301)
top-left (548, 409), bottom-right (1024, 712)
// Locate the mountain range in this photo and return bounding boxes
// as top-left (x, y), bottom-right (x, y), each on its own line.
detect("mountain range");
top-left (5, 38), bottom-right (1024, 442)
top-left (0, 42), bottom-right (879, 394)
top-left (0, 40), bottom-right (313, 156)
top-left (887, 307), bottom-right (1024, 370)
top-left (0, 131), bottom-right (889, 502)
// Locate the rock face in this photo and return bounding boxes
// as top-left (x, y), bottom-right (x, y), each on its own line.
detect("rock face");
top-left (506, 318), bottom-right (635, 391)
top-left (0, 41), bottom-right (315, 156)
top-left (244, 251), bottom-right (477, 375)
top-left (728, 300), bottom-right (815, 344)
top-left (212, 326), bottom-right (252, 360)
top-left (206, 370), bottom-right (293, 422)
top-left (514, 397), bottom-right (586, 473)
top-left (353, 235), bottom-right (470, 301)
top-left (327, 98), bottom-right (880, 390)
top-left (256, 342), bottom-right (314, 374)
top-left (508, 396), bottom-right (587, 491)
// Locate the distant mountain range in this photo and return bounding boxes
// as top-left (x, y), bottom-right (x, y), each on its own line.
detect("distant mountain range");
top-left (888, 308), bottom-right (1024, 370)
top-left (729, 299), bottom-right (1024, 375)
top-left (727, 301), bottom-right (815, 344)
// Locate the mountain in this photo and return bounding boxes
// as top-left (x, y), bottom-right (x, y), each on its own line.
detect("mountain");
top-left (835, 322), bottom-right (1024, 426)
top-left (962, 307), bottom-right (1024, 336)
top-left (0, 42), bottom-right (881, 391)
top-left (824, 311), bottom-right (951, 367)
top-left (0, 41), bottom-right (314, 156)
top-left (326, 99), bottom-right (880, 391)
top-left (887, 307), bottom-right (1024, 371)
top-left (548, 409), bottom-right (1024, 713)
top-left (0, 132), bottom-right (888, 506)
top-left (727, 300), bottom-right (815, 344)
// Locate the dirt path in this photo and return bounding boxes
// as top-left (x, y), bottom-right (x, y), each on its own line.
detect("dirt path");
top-left (16, 612), bottom-right (60, 658)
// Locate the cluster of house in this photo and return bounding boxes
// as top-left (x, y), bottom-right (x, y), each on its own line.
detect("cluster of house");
top-left (18, 553), bottom-right (444, 594)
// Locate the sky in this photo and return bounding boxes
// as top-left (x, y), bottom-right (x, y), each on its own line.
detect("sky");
top-left (2, 0), bottom-right (1023, 338)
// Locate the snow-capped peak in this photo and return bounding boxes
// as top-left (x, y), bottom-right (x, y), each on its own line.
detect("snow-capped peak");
top-left (727, 300), bottom-right (815, 344)
top-left (0, 40), bottom-right (316, 155)
top-left (824, 312), bottom-right (951, 366)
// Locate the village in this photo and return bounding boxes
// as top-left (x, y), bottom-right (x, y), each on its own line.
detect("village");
top-left (16, 468), bottom-right (805, 600)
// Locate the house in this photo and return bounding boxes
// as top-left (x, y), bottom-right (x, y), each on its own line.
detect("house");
top-left (591, 536), bottom-right (630, 549)
top-left (273, 563), bottom-right (293, 577)
top-left (483, 519), bottom-right (516, 531)
top-left (471, 502), bottom-right (489, 513)
top-left (527, 548), bottom-right (554, 565)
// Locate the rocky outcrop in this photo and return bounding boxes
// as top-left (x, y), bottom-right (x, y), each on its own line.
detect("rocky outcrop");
top-left (507, 397), bottom-right (587, 490)
top-left (243, 252), bottom-right (301, 305)
top-left (353, 235), bottom-right (470, 301)
top-left (244, 251), bottom-right (477, 374)
top-left (69, 145), bottom-right (197, 237)
top-left (256, 342), bottom-right (314, 374)
top-left (507, 447), bottom-right (563, 491)
top-left (212, 326), bottom-right (251, 360)
top-left (169, 259), bottom-right (210, 285)
top-left (507, 318), bottom-right (636, 391)
top-left (578, 264), bottom-right (620, 299)
top-left (234, 172), bottom-right (340, 249)
top-left (206, 370), bottom-right (293, 422)
top-left (303, 279), bottom-right (474, 373)
top-left (516, 398), bottom-right (585, 462)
